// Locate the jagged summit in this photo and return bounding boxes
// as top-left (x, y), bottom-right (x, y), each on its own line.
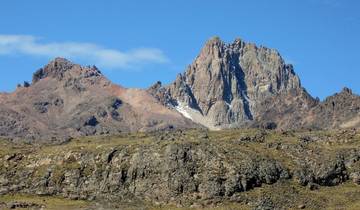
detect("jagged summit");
top-left (32, 57), bottom-right (103, 84)
top-left (51, 57), bottom-right (74, 65)
top-left (204, 36), bottom-right (244, 46)
top-left (202, 37), bottom-right (282, 58)
top-left (205, 36), bottom-right (223, 44)
top-left (32, 57), bottom-right (74, 83)
top-left (154, 36), bottom-right (312, 129)
top-left (340, 87), bottom-right (353, 95)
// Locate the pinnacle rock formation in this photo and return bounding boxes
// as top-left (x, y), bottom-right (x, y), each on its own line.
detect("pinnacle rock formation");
top-left (151, 37), bottom-right (318, 129)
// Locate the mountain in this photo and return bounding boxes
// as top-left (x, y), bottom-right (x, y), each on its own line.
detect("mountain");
top-left (150, 37), bottom-right (318, 129)
top-left (150, 37), bottom-right (360, 130)
top-left (1, 37), bottom-right (359, 143)
top-left (0, 58), bottom-right (198, 143)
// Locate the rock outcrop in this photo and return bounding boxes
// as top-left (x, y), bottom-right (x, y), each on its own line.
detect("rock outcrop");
top-left (0, 58), bottom-right (198, 143)
top-left (1, 129), bottom-right (359, 209)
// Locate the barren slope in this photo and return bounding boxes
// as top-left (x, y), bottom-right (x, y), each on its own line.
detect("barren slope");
top-left (0, 58), bottom-right (199, 143)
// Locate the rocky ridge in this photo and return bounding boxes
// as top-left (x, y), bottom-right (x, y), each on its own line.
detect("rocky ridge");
top-left (0, 58), bottom-right (198, 143)
top-left (0, 37), bottom-right (360, 143)
top-left (305, 87), bottom-right (360, 129)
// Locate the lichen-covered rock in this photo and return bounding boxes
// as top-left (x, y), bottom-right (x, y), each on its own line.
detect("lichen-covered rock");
top-left (294, 157), bottom-right (348, 186)
top-left (350, 172), bottom-right (360, 185)
top-left (0, 129), bottom-right (360, 208)
top-left (0, 134), bottom-right (290, 205)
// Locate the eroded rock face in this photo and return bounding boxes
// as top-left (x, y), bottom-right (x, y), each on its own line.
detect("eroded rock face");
top-left (149, 37), bottom-right (360, 130)
top-left (151, 37), bottom-right (317, 129)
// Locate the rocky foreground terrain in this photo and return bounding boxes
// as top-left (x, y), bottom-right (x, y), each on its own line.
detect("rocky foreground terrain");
top-left (1, 128), bottom-right (360, 209)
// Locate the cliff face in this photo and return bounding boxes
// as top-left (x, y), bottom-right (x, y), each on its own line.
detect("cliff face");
top-left (0, 58), bottom-right (198, 143)
top-left (151, 37), bottom-right (317, 129)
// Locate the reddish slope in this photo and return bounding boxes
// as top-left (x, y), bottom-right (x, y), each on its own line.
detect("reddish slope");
top-left (0, 58), bottom-right (199, 143)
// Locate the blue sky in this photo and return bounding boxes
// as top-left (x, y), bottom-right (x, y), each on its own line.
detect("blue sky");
top-left (0, 0), bottom-right (359, 99)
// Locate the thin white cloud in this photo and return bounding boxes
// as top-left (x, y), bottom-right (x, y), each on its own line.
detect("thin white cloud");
top-left (0, 35), bottom-right (169, 69)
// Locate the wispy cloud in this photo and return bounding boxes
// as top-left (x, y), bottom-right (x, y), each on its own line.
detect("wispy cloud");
top-left (0, 35), bottom-right (169, 69)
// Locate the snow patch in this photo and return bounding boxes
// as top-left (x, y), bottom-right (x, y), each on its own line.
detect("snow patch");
top-left (173, 101), bottom-right (221, 131)
top-left (175, 102), bottom-right (193, 120)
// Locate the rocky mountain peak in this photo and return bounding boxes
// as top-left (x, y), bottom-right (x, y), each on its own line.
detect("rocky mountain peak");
top-left (51, 57), bottom-right (74, 67)
top-left (32, 57), bottom-right (103, 84)
top-left (340, 87), bottom-right (353, 95)
top-left (163, 36), bottom-right (314, 129)
top-left (197, 36), bottom-right (225, 61)
top-left (32, 57), bottom-right (73, 83)
top-left (205, 36), bottom-right (223, 46)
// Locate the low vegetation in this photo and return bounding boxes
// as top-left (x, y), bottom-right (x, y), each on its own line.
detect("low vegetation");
top-left (0, 128), bottom-right (359, 209)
